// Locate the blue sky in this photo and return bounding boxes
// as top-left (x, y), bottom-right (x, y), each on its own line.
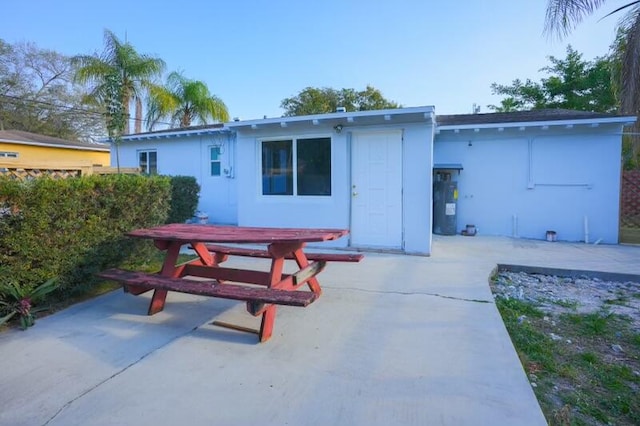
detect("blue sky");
top-left (2, 0), bottom-right (629, 120)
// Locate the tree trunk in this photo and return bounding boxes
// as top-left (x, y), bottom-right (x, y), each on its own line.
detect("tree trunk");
top-left (123, 98), bottom-right (131, 135)
top-left (135, 97), bottom-right (142, 133)
top-left (181, 109), bottom-right (191, 128)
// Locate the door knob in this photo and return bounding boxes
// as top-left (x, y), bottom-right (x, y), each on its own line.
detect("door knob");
top-left (352, 191), bottom-right (358, 197)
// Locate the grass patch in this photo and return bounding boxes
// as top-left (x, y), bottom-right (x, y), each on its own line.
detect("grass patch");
top-left (553, 299), bottom-right (579, 310)
top-left (564, 310), bottom-right (616, 336)
top-left (493, 283), bottom-right (640, 425)
top-left (604, 290), bottom-right (631, 307)
top-left (495, 298), bottom-right (557, 375)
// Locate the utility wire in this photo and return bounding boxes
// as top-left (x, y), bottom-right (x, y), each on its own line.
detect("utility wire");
top-left (0, 93), bottom-right (175, 127)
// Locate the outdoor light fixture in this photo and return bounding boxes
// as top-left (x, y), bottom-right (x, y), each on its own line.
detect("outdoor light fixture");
top-left (334, 124), bottom-right (344, 133)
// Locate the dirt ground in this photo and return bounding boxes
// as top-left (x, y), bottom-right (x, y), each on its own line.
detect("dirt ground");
top-left (492, 271), bottom-right (640, 331)
top-left (492, 270), bottom-right (640, 425)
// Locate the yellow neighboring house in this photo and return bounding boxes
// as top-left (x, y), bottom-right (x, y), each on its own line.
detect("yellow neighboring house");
top-left (0, 130), bottom-right (110, 173)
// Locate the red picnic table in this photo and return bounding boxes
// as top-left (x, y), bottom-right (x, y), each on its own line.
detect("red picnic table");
top-left (98, 224), bottom-right (362, 342)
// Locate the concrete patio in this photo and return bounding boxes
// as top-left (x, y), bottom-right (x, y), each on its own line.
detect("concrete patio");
top-left (1, 236), bottom-right (639, 426)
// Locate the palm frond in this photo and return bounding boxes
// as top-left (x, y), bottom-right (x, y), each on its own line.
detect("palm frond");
top-left (74, 29), bottom-right (165, 134)
top-left (544, 0), bottom-right (608, 38)
top-left (619, 6), bottom-right (640, 162)
top-left (146, 84), bottom-right (179, 130)
top-left (103, 29), bottom-right (123, 63)
top-left (205, 95), bottom-right (230, 123)
top-left (600, 0), bottom-right (640, 20)
top-left (148, 70), bottom-right (229, 128)
top-left (619, 7), bottom-right (640, 113)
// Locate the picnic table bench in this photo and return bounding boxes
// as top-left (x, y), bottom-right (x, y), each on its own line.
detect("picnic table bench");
top-left (97, 268), bottom-right (319, 315)
top-left (98, 224), bottom-right (360, 342)
top-left (199, 243), bottom-right (364, 263)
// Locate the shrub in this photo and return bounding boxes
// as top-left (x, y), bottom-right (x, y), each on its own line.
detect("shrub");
top-left (166, 175), bottom-right (200, 224)
top-left (0, 276), bottom-right (59, 329)
top-left (0, 174), bottom-right (171, 298)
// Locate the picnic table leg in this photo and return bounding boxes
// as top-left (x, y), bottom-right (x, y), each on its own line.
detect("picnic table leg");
top-left (259, 306), bottom-right (276, 342)
top-left (292, 247), bottom-right (322, 295)
top-left (255, 244), bottom-right (299, 342)
top-left (191, 242), bottom-right (216, 266)
top-left (258, 254), bottom-right (286, 342)
top-left (148, 241), bottom-right (182, 315)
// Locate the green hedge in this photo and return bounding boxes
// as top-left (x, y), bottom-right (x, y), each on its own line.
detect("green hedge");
top-left (167, 175), bottom-right (201, 224)
top-left (0, 174), bottom-right (171, 297)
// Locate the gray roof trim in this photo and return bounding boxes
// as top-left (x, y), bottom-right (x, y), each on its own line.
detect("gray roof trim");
top-left (119, 125), bottom-right (230, 142)
top-left (436, 110), bottom-right (636, 131)
top-left (437, 116), bottom-right (635, 132)
top-left (227, 106), bottom-right (436, 130)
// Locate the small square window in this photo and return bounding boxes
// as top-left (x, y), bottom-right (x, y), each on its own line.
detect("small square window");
top-left (138, 150), bottom-right (157, 175)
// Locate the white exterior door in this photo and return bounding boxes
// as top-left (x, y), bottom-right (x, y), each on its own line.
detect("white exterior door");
top-left (350, 130), bottom-right (403, 248)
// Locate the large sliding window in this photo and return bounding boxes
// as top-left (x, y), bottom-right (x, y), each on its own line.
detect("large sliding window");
top-left (261, 137), bottom-right (331, 196)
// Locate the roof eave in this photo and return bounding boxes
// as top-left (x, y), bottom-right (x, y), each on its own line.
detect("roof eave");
top-left (117, 127), bottom-right (232, 142)
top-left (227, 106), bottom-right (436, 130)
top-left (437, 115), bottom-right (637, 132)
top-left (0, 139), bottom-right (110, 152)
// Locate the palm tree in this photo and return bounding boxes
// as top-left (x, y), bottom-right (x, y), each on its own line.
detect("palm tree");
top-left (545, 1), bottom-right (640, 165)
top-left (72, 29), bottom-right (165, 134)
top-left (545, 1), bottom-right (640, 115)
top-left (146, 71), bottom-right (229, 130)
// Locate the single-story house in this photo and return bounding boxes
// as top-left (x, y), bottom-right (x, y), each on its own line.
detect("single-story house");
top-left (115, 108), bottom-right (634, 255)
top-left (0, 130), bottom-right (110, 168)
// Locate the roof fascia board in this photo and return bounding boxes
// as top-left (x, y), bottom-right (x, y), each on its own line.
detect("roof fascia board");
top-left (120, 127), bottom-right (230, 142)
top-left (227, 106), bottom-right (436, 129)
top-left (0, 139), bottom-right (109, 152)
top-left (437, 116), bottom-right (636, 131)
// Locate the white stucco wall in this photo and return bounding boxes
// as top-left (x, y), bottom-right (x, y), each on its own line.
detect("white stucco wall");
top-left (434, 125), bottom-right (623, 243)
top-left (402, 124), bottom-right (434, 254)
top-left (114, 133), bottom-right (238, 224)
top-left (234, 121), bottom-right (434, 253)
top-left (235, 125), bottom-right (351, 248)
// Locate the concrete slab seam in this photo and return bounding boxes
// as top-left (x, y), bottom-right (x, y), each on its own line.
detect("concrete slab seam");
top-left (323, 286), bottom-right (493, 303)
top-left (41, 324), bottom-right (201, 426)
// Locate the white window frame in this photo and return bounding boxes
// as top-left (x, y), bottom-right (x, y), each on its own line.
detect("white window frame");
top-left (138, 149), bottom-right (157, 175)
top-left (259, 134), bottom-right (332, 198)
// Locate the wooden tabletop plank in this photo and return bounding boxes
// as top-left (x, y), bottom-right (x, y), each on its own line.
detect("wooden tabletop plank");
top-left (127, 224), bottom-right (349, 244)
